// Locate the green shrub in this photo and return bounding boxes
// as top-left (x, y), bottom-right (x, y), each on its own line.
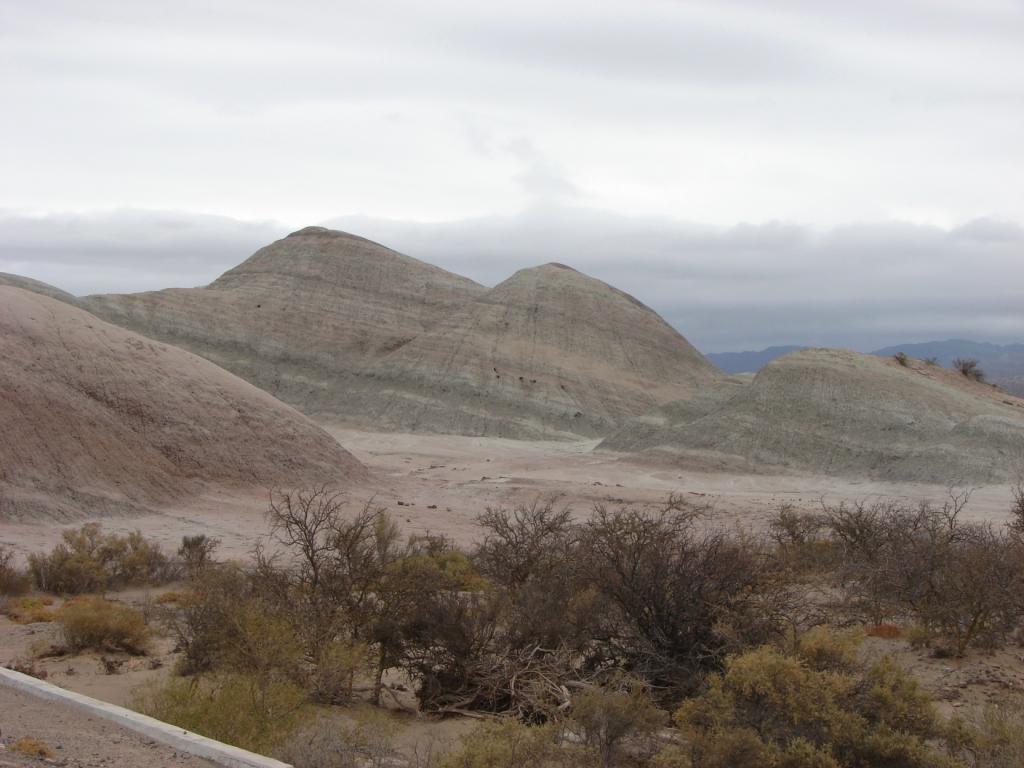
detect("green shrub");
top-left (135, 672), bottom-right (308, 754)
top-left (795, 625), bottom-right (862, 673)
top-left (58, 596), bottom-right (150, 654)
top-left (28, 524), bottom-right (175, 594)
top-left (675, 632), bottom-right (950, 768)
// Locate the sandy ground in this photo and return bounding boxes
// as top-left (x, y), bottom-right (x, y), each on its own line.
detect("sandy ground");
top-left (1, 428), bottom-right (1020, 766)
top-left (0, 683), bottom-right (217, 768)
top-left (2, 427), bottom-right (1018, 562)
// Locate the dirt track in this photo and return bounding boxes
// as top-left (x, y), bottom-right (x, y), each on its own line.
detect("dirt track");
top-left (0, 684), bottom-right (216, 768)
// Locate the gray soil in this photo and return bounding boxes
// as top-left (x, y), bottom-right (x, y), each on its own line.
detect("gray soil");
top-left (0, 286), bottom-right (365, 521)
top-left (603, 348), bottom-right (1024, 484)
top-left (0, 684), bottom-right (217, 768)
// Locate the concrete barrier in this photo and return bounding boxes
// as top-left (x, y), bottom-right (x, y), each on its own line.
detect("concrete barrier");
top-left (0, 666), bottom-right (292, 768)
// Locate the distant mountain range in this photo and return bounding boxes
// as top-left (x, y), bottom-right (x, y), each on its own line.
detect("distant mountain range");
top-left (704, 346), bottom-right (807, 375)
top-left (707, 340), bottom-right (1024, 396)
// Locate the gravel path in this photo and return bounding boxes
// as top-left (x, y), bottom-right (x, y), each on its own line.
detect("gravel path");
top-left (0, 684), bottom-right (218, 768)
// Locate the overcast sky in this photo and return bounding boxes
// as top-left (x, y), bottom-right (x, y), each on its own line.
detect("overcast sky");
top-left (1, 1), bottom-right (1022, 351)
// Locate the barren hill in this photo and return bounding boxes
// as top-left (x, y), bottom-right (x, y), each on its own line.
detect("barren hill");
top-left (0, 286), bottom-right (365, 520)
top-left (82, 229), bottom-right (723, 438)
top-left (362, 263), bottom-right (725, 438)
top-left (82, 227), bottom-right (487, 419)
top-left (0, 272), bottom-right (81, 307)
top-left (603, 348), bottom-right (1024, 484)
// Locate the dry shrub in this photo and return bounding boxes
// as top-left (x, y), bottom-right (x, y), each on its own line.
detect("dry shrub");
top-left (135, 672), bottom-right (308, 754)
top-left (307, 639), bottom-right (368, 705)
top-left (795, 625), bottom-right (862, 672)
top-left (0, 545), bottom-right (31, 595)
top-left (568, 679), bottom-right (664, 767)
top-left (154, 590), bottom-right (193, 605)
top-left (276, 708), bottom-right (398, 768)
top-left (158, 564), bottom-right (248, 675)
top-left (440, 720), bottom-right (589, 768)
top-left (953, 358), bottom-right (986, 382)
top-left (28, 524), bottom-right (176, 594)
top-left (2, 595), bottom-right (56, 624)
top-left (893, 352), bottom-right (910, 367)
top-left (58, 596), bottom-right (150, 654)
top-left (768, 505), bottom-right (838, 577)
top-left (825, 493), bottom-right (1024, 656)
top-left (580, 499), bottom-right (780, 696)
top-left (1009, 482), bottom-right (1024, 539)
top-left (946, 698), bottom-right (1024, 768)
top-left (5, 657), bottom-right (48, 679)
top-left (178, 534), bottom-right (219, 578)
top-left (10, 737), bottom-right (55, 759)
top-left (866, 623), bottom-right (901, 640)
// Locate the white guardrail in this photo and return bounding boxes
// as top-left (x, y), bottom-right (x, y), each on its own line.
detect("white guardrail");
top-left (0, 666), bottom-right (292, 768)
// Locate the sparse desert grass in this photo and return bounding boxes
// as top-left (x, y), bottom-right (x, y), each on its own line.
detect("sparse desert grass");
top-left (276, 708), bottom-right (401, 768)
top-left (5, 657), bottom-right (48, 679)
top-left (10, 736), bottom-right (56, 759)
top-left (57, 595), bottom-right (150, 654)
top-left (947, 699), bottom-right (1024, 768)
top-left (2, 595), bottom-right (56, 624)
top-left (441, 720), bottom-right (586, 768)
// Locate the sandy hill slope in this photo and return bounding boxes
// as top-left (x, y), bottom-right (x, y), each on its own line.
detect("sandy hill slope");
top-left (81, 227), bottom-right (486, 421)
top-left (602, 348), bottom-right (1024, 484)
top-left (362, 263), bottom-right (725, 438)
top-left (0, 272), bottom-right (82, 307)
top-left (0, 286), bottom-right (365, 521)
top-left (81, 230), bottom-right (723, 438)
top-left (873, 340), bottom-right (1024, 398)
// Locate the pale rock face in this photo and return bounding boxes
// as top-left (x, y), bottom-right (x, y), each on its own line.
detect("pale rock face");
top-left (81, 227), bottom-right (487, 422)
top-left (364, 263), bottom-right (725, 438)
top-left (0, 286), bottom-right (365, 520)
top-left (603, 348), bottom-right (1024, 484)
top-left (83, 229), bottom-right (725, 438)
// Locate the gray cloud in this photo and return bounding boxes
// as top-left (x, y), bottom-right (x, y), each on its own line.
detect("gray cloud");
top-left (0, 210), bottom-right (287, 294)
top-left (2, 1), bottom-right (1023, 225)
top-left (1, 2), bottom-right (1021, 354)
top-left (1, 207), bottom-right (1020, 353)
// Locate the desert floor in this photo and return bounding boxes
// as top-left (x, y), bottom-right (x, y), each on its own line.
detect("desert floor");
top-left (2, 427), bottom-right (1018, 561)
top-left (2, 427), bottom-right (1021, 762)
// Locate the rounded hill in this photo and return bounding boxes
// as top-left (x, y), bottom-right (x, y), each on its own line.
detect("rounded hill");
top-left (0, 286), bottom-right (365, 520)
